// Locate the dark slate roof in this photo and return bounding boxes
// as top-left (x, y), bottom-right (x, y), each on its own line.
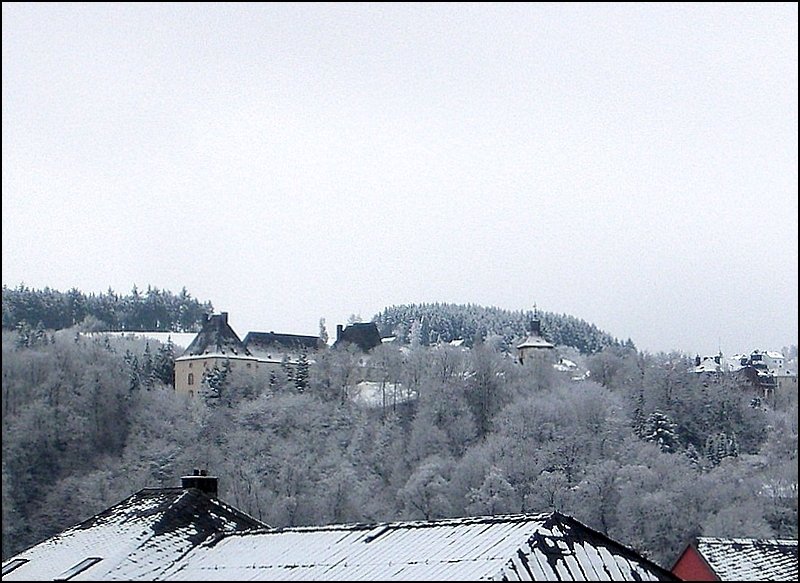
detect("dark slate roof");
top-left (692, 537), bottom-right (798, 581)
top-left (161, 512), bottom-right (677, 581)
top-left (243, 332), bottom-right (321, 352)
top-left (180, 313), bottom-right (251, 358)
top-left (1, 487), bottom-right (267, 581)
top-left (333, 322), bottom-right (383, 352)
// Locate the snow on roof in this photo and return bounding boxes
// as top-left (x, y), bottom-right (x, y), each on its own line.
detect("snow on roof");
top-left (174, 353), bottom-right (261, 363)
top-left (244, 332), bottom-right (321, 351)
top-left (352, 381), bottom-right (413, 407)
top-left (1, 488), bottom-right (265, 581)
top-left (554, 358), bottom-right (579, 372)
top-left (766, 351), bottom-right (785, 359)
top-left (517, 335), bottom-right (555, 350)
top-left (692, 361), bottom-right (723, 374)
top-left (162, 512), bottom-right (675, 581)
top-left (86, 331), bottom-right (199, 349)
top-left (694, 537), bottom-right (798, 581)
top-left (182, 314), bottom-right (251, 358)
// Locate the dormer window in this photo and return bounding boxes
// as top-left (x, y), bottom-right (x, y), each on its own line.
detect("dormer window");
top-left (55, 558), bottom-right (102, 581)
top-left (2, 559), bottom-right (28, 576)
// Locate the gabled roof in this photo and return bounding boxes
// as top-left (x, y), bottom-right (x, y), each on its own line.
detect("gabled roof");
top-left (243, 332), bottom-right (321, 352)
top-left (179, 313), bottom-right (251, 358)
top-left (1, 487), bottom-right (266, 581)
top-left (161, 512), bottom-right (676, 581)
top-left (333, 322), bottom-right (383, 352)
top-left (691, 537), bottom-right (798, 581)
top-left (517, 334), bottom-right (555, 349)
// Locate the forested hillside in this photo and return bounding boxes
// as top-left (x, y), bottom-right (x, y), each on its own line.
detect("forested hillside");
top-left (2, 328), bottom-right (796, 567)
top-left (373, 303), bottom-right (623, 353)
top-left (1, 285), bottom-right (213, 333)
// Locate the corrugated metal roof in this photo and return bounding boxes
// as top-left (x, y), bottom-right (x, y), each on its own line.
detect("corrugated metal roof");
top-left (163, 513), bottom-right (675, 581)
top-left (695, 537), bottom-right (798, 581)
top-left (1, 488), bottom-right (265, 581)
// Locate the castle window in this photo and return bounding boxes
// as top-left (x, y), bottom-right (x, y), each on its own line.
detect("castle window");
top-left (188, 373), bottom-right (194, 386)
top-left (188, 362), bottom-right (193, 368)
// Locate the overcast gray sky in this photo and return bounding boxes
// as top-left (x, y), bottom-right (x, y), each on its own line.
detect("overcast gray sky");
top-left (2, 3), bottom-right (797, 355)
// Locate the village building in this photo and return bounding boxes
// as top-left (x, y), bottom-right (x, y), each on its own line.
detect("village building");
top-left (671, 537), bottom-right (798, 581)
top-left (692, 353), bottom-right (726, 376)
top-left (243, 331), bottom-right (322, 363)
top-left (173, 313), bottom-right (323, 396)
top-left (173, 312), bottom-right (259, 396)
top-left (2, 473), bottom-right (677, 581)
top-left (516, 315), bottom-right (555, 365)
top-left (0, 471), bottom-right (265, 581)
top-left (332, 322), bottom-right (383, 352)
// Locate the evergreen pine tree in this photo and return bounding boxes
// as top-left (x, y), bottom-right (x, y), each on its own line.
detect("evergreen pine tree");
top-left (319, 318), bottom-right (329, 346)
top-left (295, 349), bottom-right (310, 393)
top-left (127, 354), bottom-right (141, 394)
top-left (154, 339), bottom-right (176, 386)
top-left (728, 432), bottom-right (739, 458)
top-left (632, 390), bottom-right (646, 438)
top-left (141, 342), bottom-right (156, 389)
top-left (684, 443), bottom-right (701, 468)
top-left (202, 360), bottom-right (231, 406)
top-left (642, 410), bottom-right (678, 453)
top-left (281, 354), bottom-right (295, 383)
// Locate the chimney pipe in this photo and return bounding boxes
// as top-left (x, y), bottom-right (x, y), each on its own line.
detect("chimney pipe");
top-left (181, 470), bottom-right (218, 498)
top-left (221, 312), bottom-right (228, 324)
top-left (337, 324), bottom-right (344, 341)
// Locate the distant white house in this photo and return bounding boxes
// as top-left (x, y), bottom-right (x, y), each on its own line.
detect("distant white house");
top-left (731, 350), bottom-right (788, 375)
top-left (691, 353), bottom-right (726, 375)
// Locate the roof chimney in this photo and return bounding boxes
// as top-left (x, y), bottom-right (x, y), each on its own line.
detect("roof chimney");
top-left (181, 469), bottom-right (218, 498)
top-left (336, 324), bottom-right (344, 341)
top-left (220, 312), bottom-right (228, 324)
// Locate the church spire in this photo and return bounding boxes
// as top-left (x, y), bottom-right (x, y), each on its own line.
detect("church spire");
top-left (529, 303), bottom-right (541, 336)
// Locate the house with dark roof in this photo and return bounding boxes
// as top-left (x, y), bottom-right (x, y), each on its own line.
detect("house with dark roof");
top-left (3, 483), bottom-right (676, 581)
top-left (516, 315), bottom-right (554, 365)
top-left (727, 350), bottom-right (798, 399)
top-left (671, 537), bottom-right (798, 581)
top-left (0, 471), bottom-right (266, 581)
top-left (332, 322), bottom-right (383, 352)
top-left (243, 331), bottom-right (322, 362)
top-left (173, 312), bottom-right (260, 396)
top-left (159, 511), bottom-right (677, 581)
top-left (174, 314), bottom-right (324, 397)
